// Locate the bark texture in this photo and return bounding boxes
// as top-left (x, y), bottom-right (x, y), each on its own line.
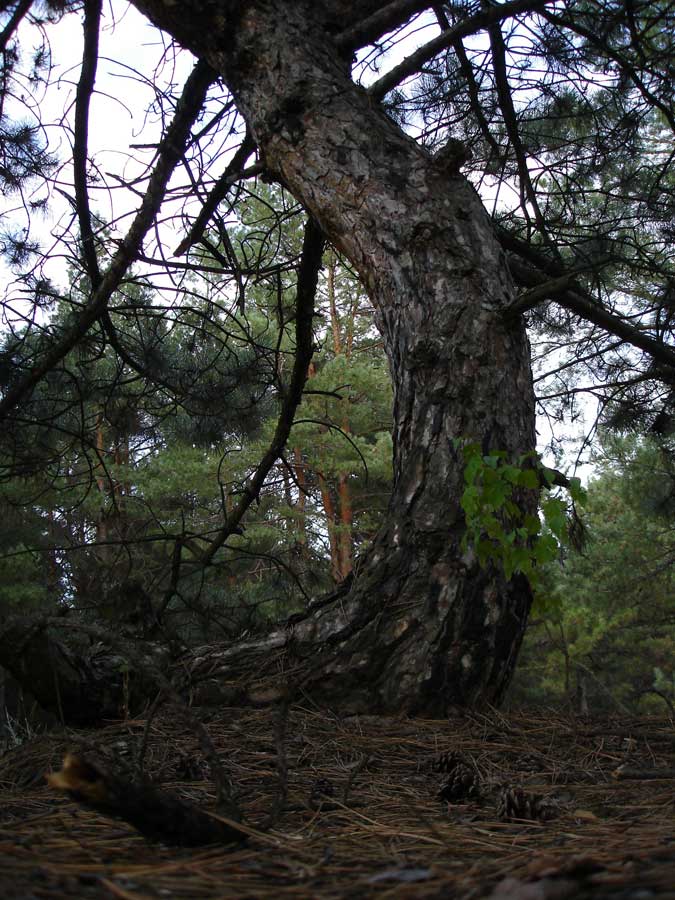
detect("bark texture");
top-left (107, 0), bottom-right (539, 713)
top-left (0, 615), bottom-right (167, 725)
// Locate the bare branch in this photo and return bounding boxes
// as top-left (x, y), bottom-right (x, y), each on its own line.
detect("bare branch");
top-left (201, 216), bottom-right (325, 565)
top-left (0, 60), bottom-right (217, 422)
top-left (0, 0), bottom-right (33, 53)
top-left (174, 130), bottom-right (257, 257)
top-left (368, 0), bottom-right (552, 101)
top-left (508, 272), bottom-right (575, 315)
top-left (336, 0), bottom-right (433, 51)
top-left (504, 250), bottom-right (675, 372)
top-left (73, 0), bottom-right (102, 288)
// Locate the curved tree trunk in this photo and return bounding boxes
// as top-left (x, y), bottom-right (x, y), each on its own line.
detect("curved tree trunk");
top-left (121, 0), bottom-right (537, 714)
top-left (0, 1), bottom-right (538, 723)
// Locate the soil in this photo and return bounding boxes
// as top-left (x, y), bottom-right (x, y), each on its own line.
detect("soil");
top-left (0, 707), bottom-right (673, 898)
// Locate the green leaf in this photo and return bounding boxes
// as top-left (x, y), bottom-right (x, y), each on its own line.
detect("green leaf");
top-left (461, 484), bottom-right (480, 515)
top-left (533, 533), bottom-right (558, 564)
top-left (568, 476), bottom-right (587, 504)
top-left (524, 513), bottom-right (541, 536)
top-left (542, 498), bottom-right (567, 540)
top-left (464, 453), bottom-right (484, 484)
top-left (542, 467), bottom-right (557, 486)
top-left (518, 469), bottom-right (541, 490)
top-left (457, 440), bottom-right (586, 586)
top-left (482, 480), bottom-right (509, 509)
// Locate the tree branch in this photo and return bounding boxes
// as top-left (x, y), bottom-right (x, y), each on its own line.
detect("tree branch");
top-left (0, 60), bottom-right (217, 422)
top-left (48, 752), bottom-right (246, 846)
top-left (0, 0), bottom-right (33, 53)
top-left (434, 4), bottom-right (501, 160)
top-left (503, 242), bottom-right (675, 372)
top-left (174, 130), bottom-right (257, 257)
top-left (487, 18), bottom-right (554, 250)
top-left (367, 0), bottom-right (551, 101)
top-left (73, 0), bottom-right (102, 288)
top-left (201, 217), bottom-right (325, 565)
top-left (541, 8), bottom-right (675, 134)
top-left (336, 0), bottom-right (433, 51)
top-left (507, 272), bottom-right (575, 315)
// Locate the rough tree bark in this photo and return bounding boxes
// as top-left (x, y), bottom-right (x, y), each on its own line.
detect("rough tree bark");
top-left (0, 0), bottom-right (537, 721)
top-left (126, 0), bottom-right (538, 714)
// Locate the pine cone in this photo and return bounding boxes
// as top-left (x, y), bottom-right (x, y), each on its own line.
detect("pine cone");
top-left (309, 777), bottom-right (336, 809)
top-left (438, 763), bottom-right (480, 802)
top-left (429, 750), bottom-right (465, 774)
top-left (175, 753), bottom-right (209, 781)
top-left (498, 787), bottom-right (557, 822)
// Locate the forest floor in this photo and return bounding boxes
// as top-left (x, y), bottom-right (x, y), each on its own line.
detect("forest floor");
top-left (0, 705), bottom-right (673, 899)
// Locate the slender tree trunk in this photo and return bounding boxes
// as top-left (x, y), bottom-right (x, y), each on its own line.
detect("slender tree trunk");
top-left (327, 253), bottom-right (355, 578)
top-left (336, 473), bottom-right (353, 580)
top-left (327, 257), bottom-right (342, 357)
top-left (95, 413), bottom-right (108, 544)
top-left (292, 447), bottom-right (309, 558)
top-left (307, 354), bottom-right (351, 583)
top-left (317, 468), bottom-right (344, 583)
